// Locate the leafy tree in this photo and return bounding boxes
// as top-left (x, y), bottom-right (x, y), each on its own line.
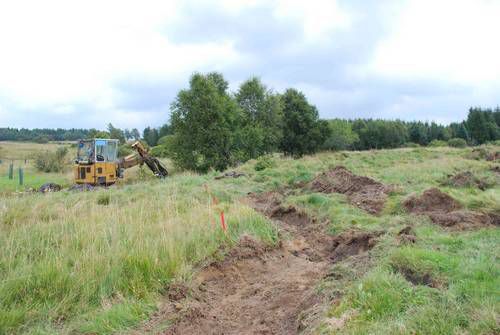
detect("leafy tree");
top-left (323, 119), bottom-right (359, 151)
top-left (170, 72), bottom-right (239, 172)
top-left (107, 123), bottom-right (125, 144)
top-left (143, 127), bottom-right (159, 146)
top-left (131, 128), bottom-right (141, 140)
top-left (158, 123), bottom-right (172, 138)
top-left (279, 88), bottom-right (329, 157)
top-left (234, 77), bottom-right (283, 160)
top-left (467, 107), bottom-right (496, 144)
top-left (88, 128), bottom-right (110, 139)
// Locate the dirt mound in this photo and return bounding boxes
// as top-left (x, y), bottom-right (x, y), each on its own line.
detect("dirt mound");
top-left (403, 188), bottom-right (462, 213)
top-left (441, 171), bottom-right (489, 190)
top-left (428, 211), bottom-right (499, 229)
top-left (310, 166), bottom-right (391, 215)
top-left (403, 188), bottom-right (497, 230)
top-left (329, 230), bottom-right (382, 262)
top-left (468, 148), bottom-right (500, 161)
top-left (397, 226), bottom-right (417, 244)
top-left (486, 150), bottom-right (500, 161)
top-left (246, 191), bottom-right (283, 215)
top-left (224, 234), bottom-right (269, 260)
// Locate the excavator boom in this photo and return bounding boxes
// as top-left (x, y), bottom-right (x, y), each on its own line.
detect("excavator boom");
top-left (119, 141), bottom-right (168, 178)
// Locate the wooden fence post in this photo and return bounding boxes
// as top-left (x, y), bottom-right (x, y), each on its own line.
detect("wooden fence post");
top-left (8, 163), bottom-right (13, 180)
top-left (19, 167), bottom-right (24, 186)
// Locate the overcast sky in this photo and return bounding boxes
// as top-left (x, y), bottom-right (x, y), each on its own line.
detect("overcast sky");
top-left (1, 0), bottom-right (499, 130)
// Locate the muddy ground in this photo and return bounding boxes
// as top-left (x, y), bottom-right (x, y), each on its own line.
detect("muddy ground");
top-left (403, 188), bottom-right (499, 229)
top-left (135, 191), bottom-right (381, 335)
top-left (310, 166), bottom-right (392, 215)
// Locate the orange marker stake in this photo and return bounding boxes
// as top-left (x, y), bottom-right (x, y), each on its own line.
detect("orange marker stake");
top-left (220, 211), bottom-right (227, 232)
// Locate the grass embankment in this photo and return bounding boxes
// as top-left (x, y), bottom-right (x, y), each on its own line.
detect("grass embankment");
top-left (0, 145), bottom-right (499, 334)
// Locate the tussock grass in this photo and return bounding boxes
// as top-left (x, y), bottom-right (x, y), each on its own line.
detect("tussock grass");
top-left (0, 177), bottom-right (277, 334)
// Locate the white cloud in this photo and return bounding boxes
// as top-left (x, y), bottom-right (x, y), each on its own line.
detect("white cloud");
top-left (371, 0), bottom-right (500, 83)
top-left (0, 0), bottom-right (244, 127)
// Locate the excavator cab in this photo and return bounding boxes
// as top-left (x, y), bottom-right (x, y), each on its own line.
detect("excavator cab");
top-left (74, 138), bottom-right (168, 186)
top-left (75, 139), bottom-right (119, 185)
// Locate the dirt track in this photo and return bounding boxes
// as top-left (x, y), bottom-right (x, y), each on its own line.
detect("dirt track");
top-left (136, 191), bottom-right (379, 335)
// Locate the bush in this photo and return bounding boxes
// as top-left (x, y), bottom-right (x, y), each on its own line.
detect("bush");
top-left (118, 144), bottom-right (134, 157)
top-left (150, 145), bottom-right (168, 158)
top-left (428, 140), bottom-right (447, 147)
top-left (34, 135), bottom-right (50, 144)
top-left (150, 135), bottom-right (176, 158)
top-left (448, 138), bottom-right (467, 148)
top-left (254, 155), bottom-right (276, 171)
top-left (34, 147), bottom-right (68, 172)
top-left (404, 142), bottom-right (420, 148)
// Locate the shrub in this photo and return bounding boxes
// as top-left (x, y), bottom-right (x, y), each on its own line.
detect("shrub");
top-left (97, 194), bottom-right (110, 206)
top-left (254, 155), bottom-right (276, 171)
top-left (118, 144), bottom-right (134, 157)
top-left (404, 142), bottom-right (420, 148)
top-left (34, 135), bottom-right (50, 144)
top-left (150, 145), bottom-right (168, 158)
top-left (448, 138), bottom-right (467, 148)
top-left (428, 140), bottom-right (447, 147)
top-left (34, 147), bottom-right (68, 172)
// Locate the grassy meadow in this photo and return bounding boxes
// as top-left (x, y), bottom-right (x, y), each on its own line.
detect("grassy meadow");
top-left (0, 142), bottom-right (73, 193)
top-left (0, 142), bottom-right (499, 334)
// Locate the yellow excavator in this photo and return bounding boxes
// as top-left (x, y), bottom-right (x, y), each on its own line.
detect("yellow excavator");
top-left (74, 139), bottom-right (168, 186)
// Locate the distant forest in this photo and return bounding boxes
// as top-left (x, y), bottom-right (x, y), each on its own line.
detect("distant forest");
top-left (1, 73), bottom-right (499, 171)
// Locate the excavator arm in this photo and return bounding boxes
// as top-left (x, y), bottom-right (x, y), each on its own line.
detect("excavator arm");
top-left (118, 141), bottom-right (168, 178)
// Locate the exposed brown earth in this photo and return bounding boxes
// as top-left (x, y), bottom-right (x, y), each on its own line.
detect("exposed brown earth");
top-left (403, 188), bottom-right (498, 230)
top-left (403, 188), bottom-right (462, 213)
top-left (397, 226), bottom-right (417, 244)
top-left (441, 171), bottom-right (490, 190)
top-left (135, 191), bottom-right (381, 335)
top-left (310, 166), bottom-right (392, 215)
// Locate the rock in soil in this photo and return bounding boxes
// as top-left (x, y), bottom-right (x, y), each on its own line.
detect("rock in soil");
top-left (38, 183), bottom-right (62, 193)
top-left (68, 184), bottom-right (95, 192)
top-left (403, 188), bottom-right (497, 230)
top-left (310, 166), bottom-right (392, 215)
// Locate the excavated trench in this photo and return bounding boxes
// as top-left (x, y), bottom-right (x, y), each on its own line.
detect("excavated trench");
top-left (136, 191), bottom-right (380, 335)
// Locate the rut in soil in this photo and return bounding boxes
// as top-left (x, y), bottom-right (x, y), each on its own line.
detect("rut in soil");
top-left (135, 191), bottom-right (379, 335)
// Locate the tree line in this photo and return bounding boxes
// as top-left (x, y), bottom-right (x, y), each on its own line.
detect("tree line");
top-left (1, 73), bottom-right (499, 172)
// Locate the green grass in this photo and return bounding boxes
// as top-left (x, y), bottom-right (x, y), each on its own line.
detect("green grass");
top-left (0, 143), bottom-right (499, 334)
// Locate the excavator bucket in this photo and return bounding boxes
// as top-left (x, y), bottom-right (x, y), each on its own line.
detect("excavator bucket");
top-left (130, 141), bottom-right (168, 178)
top-left (143, 156), bottom-right (168, 178)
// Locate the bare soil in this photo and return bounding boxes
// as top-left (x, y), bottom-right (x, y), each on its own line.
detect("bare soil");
top-left (403, 188), bottom-right (498, 230)
top-left (310, 166), bottom-right (392, 215)
top-left (136, 191), bottom-right (381, 335)
top-left (393, 264), bottom-right (444, 289)
top-left (441, 171), bottom-right (490, 190)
